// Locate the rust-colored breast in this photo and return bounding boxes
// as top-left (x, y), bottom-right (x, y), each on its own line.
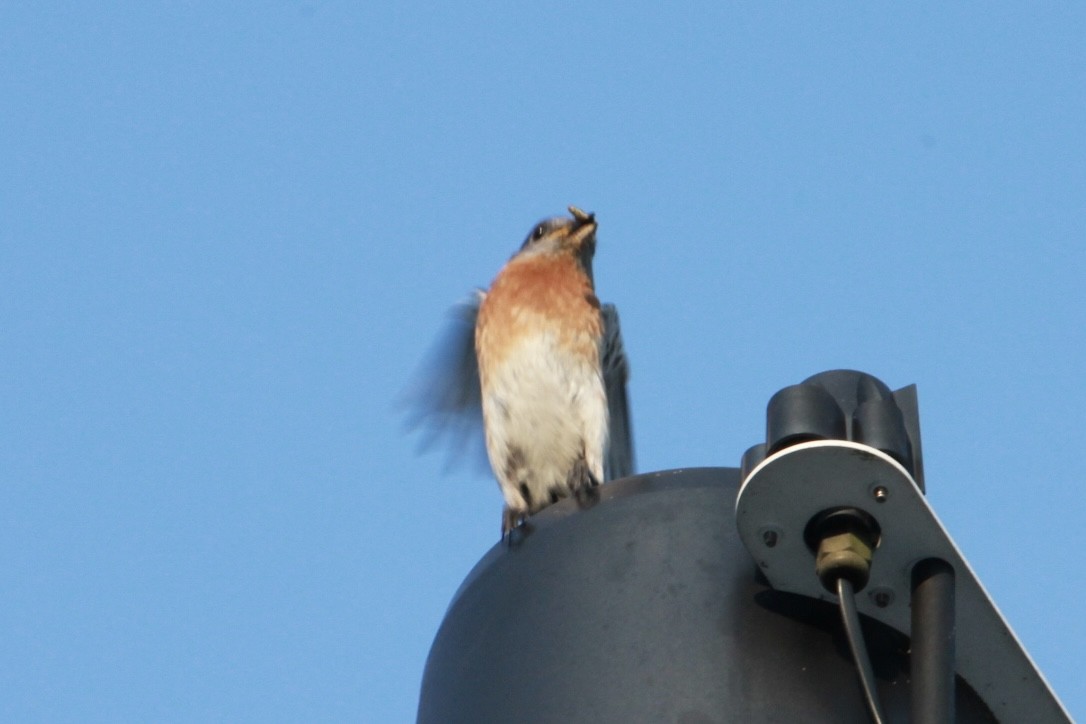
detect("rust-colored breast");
top-left (476, 253), bottom-right (602, 378)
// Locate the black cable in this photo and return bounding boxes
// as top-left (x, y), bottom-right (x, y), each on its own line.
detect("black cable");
top-left (837, 577), bottom-right (887, 724)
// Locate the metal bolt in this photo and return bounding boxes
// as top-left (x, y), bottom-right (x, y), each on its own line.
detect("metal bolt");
top-left (871, 588), bottom-right (893, 608)
top-left (873, 486), bottom-right (889, 503)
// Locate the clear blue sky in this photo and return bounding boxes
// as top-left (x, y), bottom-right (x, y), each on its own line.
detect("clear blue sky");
top-left (3, 3), bottom-right (1084, 721)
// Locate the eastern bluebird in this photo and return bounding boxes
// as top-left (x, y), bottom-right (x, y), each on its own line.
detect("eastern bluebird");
top-left (407, 206), bottom-right (634, 539)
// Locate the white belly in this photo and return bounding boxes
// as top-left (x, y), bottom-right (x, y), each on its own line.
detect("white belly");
top-left (481, 333), bottom-right (607, 513)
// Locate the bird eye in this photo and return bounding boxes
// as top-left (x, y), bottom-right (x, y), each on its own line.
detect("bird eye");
top-left (532, 225), bottom-right (547, 240)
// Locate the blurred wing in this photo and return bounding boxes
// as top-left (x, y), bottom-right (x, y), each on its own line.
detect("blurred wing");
top-left (601, 303), bottom-right (635, 480)
top-left (401, 291), bottom-right (490, 473)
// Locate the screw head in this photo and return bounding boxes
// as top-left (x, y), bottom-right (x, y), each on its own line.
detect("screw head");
top-left (870, 588), bottom-right (893, 608)
top-left (761, 527), bottom-right (780, 548)
top-left (873, 485), bottom-right (889, 503)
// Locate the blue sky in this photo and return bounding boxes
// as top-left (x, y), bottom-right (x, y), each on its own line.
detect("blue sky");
top-left (3, 3), bottom-right (1084, 721)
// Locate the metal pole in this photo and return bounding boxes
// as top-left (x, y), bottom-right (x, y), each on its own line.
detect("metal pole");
top-left (911, 557), bottom-right (955, 724)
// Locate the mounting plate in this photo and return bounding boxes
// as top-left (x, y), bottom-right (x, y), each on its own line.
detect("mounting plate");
top-left (736, 440), bottom-right (1070, 723)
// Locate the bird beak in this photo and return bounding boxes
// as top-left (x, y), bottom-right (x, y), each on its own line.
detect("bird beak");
top-left (566, 206), bottom-right (597, 253)
top-left (568, 206), bottom-right (595, 226)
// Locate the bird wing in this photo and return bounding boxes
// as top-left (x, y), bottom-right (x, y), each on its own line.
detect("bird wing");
top-left (401, 291), bottom-right (489, 472)
top-left (601, 304), bottom-right (636, 480)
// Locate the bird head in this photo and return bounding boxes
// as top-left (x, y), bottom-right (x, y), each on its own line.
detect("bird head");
top-left (516, 205), bottom-right (598, 277)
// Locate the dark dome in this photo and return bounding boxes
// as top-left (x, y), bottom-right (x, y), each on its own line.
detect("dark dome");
top-left (418, 469), bottom-right (995, 723)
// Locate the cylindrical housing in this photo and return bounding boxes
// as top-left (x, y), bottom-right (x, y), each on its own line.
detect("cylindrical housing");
top-left (911, 557), bottom-right (957, 724)
top-left (766, 384), bottom-right (846, 453)
top-left (739, 442), bottom-right (766, 481)
top-left (853, 398), bottom-right (913, 472)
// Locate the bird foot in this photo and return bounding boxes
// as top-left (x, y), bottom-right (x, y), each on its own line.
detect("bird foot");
top-left (501, 508), bottom-right (533, 547)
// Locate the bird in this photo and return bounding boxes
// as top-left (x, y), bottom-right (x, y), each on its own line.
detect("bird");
top-left (406, 206), bottom-right (634, 539)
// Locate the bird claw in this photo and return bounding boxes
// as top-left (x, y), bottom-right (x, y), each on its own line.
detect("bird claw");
top-left (501, 514), bottom-right (534, 548)
top-left (573, 480), bottom-right (600, 508)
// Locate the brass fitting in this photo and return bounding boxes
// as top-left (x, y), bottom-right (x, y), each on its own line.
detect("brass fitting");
top-left (816, 530), bottom-right (873, 592)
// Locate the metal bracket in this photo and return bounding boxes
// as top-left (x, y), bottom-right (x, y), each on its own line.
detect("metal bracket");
top-left (735, 440), bottom-right (1070, 723)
